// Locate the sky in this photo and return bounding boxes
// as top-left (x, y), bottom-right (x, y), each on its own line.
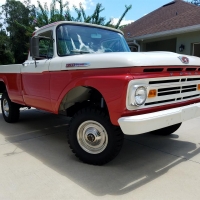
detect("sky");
top-left (0, 0), bottom-right (178, 25)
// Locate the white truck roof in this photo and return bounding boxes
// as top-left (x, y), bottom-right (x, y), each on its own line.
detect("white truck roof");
top-left (33, 21), bottom-right (123, 35)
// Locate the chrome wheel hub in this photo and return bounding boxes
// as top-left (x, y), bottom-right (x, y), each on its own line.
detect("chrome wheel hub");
top-left (77, 120), bottom-right (108, 154)
top-left (3, 99), bottom-right (9, 117)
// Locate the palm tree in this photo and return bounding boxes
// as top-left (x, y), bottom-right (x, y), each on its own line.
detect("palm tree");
top-left (35, 0), bottom-right (132, 28)
top-left (114, 5), bottom-right (132, 29)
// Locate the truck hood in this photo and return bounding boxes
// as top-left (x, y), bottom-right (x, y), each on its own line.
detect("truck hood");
top-left (61, 52), bottom-right (200, 70)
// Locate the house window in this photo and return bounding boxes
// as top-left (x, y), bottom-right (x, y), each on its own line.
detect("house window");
top-left (193, 43), bottom-right (200, 57)
top-left (146, 38), bottom-right (176, 52)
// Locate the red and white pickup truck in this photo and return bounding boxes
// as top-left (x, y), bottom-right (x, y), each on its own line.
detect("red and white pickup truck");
top-left (1, 21), bottom-right (200, 165)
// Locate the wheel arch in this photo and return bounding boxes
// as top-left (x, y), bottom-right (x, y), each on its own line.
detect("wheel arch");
top-left (58, 86), bottom-right (109, 116)
top-left (0, 81), bottom-right (7, 94)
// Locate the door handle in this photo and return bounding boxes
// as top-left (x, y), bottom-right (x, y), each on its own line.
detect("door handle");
top-left (22, 63), bottom-right (27, 67)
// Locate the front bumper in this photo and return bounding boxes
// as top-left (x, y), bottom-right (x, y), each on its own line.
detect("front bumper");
top-left (118, 102), bottom-right (200, 135)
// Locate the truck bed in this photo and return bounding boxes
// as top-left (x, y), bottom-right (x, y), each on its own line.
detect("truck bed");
top-left (0, 64), bottom-right (21, 73)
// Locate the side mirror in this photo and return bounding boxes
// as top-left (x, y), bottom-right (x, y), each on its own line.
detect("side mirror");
top-left (30, 36), bottom-right (40, 59)
top-left (30, 36), bottom-right (52, 59)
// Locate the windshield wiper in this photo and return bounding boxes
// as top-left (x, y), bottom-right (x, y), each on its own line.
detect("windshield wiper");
top-left (71, 50), bottom-right (91, 54)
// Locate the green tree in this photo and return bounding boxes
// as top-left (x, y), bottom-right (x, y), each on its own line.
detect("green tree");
top-left (191, 0), bottom-right (200, 5)
top-left (114, 5), bottom-right (132, 29)
top-left (35, 1), bottom-right (106, 26)
top-left (36, 0), bottom-right (71, 27)
top-left (0, 0), bottom-right (132, 64)
top-left (1, 0), bottom-right (36, 63)
top-left (0, 28), bottom-right (14, 65)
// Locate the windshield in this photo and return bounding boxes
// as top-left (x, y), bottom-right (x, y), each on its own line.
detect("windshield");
top-left (56, 24), bottom-right (130, 56)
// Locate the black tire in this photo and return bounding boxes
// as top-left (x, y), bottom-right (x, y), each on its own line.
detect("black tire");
top-left (1, 92), bottom-right (20, 123)
top-left (67, 107), bottom-right (124, 165)
top-left (149, 123), bottom-right (182, 136)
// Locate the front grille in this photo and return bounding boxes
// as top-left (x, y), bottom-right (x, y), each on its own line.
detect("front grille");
top-left (145, 99), bottom-right (175, 106)
top-left (187, 78), bottom-right (200, 81)
top-left (157, 84), bottom-right (197, 96)
top-left (143, 68), bottom-right (163, 72)
top-left (149, 79), bottom-right (180, 84)
top-left (143, 67), bottom-right (200, 72)
top-left (183, 94), bottom-right (200, 99)
top-left (167, 68), bottom-right (183, 72)
top-left (186, 68), bottom-right (196, 71)
top-left (158, 87), bottom-right (181, 92)
top-left (144, 76), bottom-right (200, 107)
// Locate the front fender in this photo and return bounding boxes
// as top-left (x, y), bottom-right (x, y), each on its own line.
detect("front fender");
top-left (50, 70), bottom-right (132, 125)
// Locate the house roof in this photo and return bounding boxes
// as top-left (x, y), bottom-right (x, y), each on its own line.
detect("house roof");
top-left (123, 0), bottom-right (200, 39)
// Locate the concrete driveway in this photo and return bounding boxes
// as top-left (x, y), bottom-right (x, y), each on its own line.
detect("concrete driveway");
top-left (0, 107), bottom-right (200, 200)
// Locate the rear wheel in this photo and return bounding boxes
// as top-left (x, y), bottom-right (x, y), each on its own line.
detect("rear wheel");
top-left (67, 107), bottom-right (124, 165)
top-left (150, 123), bottom-right (182, 136)
top-left (1, 92), bottom-right (20, 123)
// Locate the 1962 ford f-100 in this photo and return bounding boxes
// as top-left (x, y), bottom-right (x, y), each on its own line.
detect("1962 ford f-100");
top-left (0, 21), bottom-right (200, 165)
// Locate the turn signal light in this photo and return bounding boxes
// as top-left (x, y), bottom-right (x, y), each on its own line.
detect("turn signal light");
top-left (148, 89), bottom-right (157, 98)
top-left (198, 84), bottom-right (200, 90)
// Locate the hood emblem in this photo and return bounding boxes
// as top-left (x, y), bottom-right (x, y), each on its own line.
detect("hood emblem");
top-left (178, 56), bottom-right (189, 64)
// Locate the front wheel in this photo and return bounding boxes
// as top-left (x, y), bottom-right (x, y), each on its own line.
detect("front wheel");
top-left (149, 123), bottom-right (182, 136)
top-left (67, 108), bottom-right (124, 165)
top-left (1, 92), bottom-right (20, 123)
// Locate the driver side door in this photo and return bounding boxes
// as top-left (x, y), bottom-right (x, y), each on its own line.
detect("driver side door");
top-left (21, 35), bottom-right (53, 111)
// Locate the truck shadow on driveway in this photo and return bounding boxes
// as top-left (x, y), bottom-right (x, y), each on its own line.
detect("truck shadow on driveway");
top-left (0, 109), bottom-right (200, 196)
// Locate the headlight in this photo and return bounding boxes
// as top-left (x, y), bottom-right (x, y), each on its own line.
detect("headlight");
top-left (130, 86), bottom-right (147, 106)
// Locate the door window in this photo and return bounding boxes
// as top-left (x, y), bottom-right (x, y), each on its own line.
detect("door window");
top-left (38, 30), bottom-right (53, 59)
top-left (39, 38), bottom-right (53, 58)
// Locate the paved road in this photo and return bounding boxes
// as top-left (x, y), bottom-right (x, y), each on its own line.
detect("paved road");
top-left (0, 107), bottom-right (200, 200)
